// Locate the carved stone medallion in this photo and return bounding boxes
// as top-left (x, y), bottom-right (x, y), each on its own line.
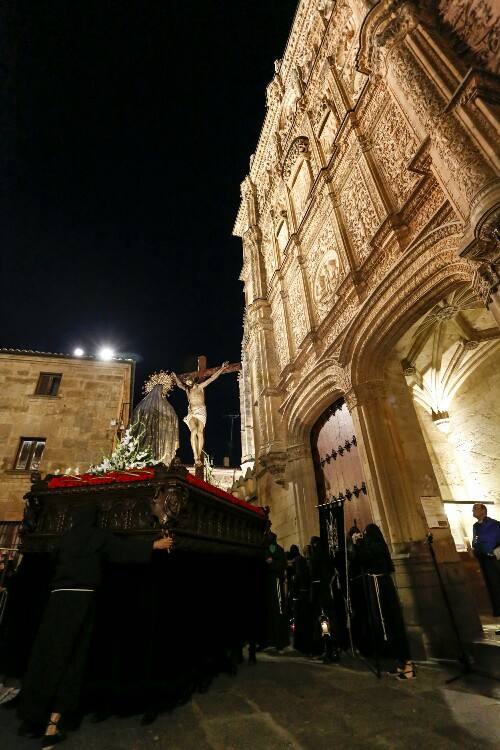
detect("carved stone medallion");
top-left (314, 248), bottom-right (340, 312)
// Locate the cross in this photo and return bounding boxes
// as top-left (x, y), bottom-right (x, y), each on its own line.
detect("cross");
top-left (178, 355), bottom-right (241, 383)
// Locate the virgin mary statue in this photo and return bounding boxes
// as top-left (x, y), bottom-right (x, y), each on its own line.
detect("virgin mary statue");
top-left (131, 383), bottom-right (179, 465)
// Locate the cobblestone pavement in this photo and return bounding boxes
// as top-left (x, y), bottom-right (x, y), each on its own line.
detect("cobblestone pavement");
top-left (2, 651), bottom-right (500, 750)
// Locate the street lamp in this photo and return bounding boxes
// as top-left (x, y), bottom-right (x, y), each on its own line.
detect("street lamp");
top-left (98, 347), bottom-right (115, 361)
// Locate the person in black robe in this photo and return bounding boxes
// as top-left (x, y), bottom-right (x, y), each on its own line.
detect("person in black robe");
top-left (263, 533), bottom-right (289, 653)
top-left (18, 504), bottom-right (172, 748)
top-left (309, 536), bottom-right (340, 663)
top-left (287, 545), bottom-right (312, 654)
top-left (350, 523), bottom-right (415, 680)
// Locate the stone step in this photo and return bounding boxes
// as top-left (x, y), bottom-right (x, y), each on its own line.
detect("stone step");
top-left (468, 638), bottom-right (500, 680)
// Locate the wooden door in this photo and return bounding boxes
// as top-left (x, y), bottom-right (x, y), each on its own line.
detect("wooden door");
top-left (311, 398), bottom-right (372, 533)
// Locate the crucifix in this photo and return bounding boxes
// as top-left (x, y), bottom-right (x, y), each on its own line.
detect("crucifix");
top-left (172, 355), bottom-right (241, 474)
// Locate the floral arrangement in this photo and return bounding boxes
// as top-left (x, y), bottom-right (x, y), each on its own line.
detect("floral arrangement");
top-left (88, 423), bottom-right (157, 475)
top-left (202, 451), bottom-right (223, 489)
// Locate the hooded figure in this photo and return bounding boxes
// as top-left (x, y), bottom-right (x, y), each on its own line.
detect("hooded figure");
top-left (287, 544), bottom-right (312, 654)
top-left (19, 504), bottom-right (167, 746)
top-left (263, 533), bottom-right (289, 652)
top-left (350, 523), bottom-right (415, 679)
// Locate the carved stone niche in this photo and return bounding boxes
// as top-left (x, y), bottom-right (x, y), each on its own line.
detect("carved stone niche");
top-left (282, 136), bottom-right (310, 181)
top-left (282, 136), bottom-right (313, 222)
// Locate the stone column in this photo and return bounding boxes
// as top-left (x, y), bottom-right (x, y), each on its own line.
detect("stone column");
top-left (345, 378), bottom-right (428, 544)
top-left (244, 301), bottom-right (288, 510)
top-left (238, 353), bottom-right (255, 472)
top-left (285, 443), bottom-right (320, 547)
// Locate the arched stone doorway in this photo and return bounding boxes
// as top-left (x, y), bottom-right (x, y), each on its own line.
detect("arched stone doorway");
top-left (393, 288), bottom-right (500, 623)
top-left (310, 397), bottom-right (372, 534)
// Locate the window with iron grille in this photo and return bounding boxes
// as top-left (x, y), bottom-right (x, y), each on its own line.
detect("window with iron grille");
top-left (35, 372), bottom-right (62, 396)
top-left (15, 438), bottom-right (46, 470)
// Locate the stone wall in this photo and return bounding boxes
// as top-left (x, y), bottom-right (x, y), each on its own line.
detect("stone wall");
top-left (0, 352), bottom-right (133, 520)
top-left (450, 351), bottom-right (500, 508)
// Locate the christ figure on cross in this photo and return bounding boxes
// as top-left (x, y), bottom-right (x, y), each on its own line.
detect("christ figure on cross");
top-left (172, 360), bottom-right (229, 466)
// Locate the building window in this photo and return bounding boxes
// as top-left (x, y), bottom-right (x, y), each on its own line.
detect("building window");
top-left (35, 372), bottom-right (62, 396)
top-left (15, 438), bottom-right (46, 471)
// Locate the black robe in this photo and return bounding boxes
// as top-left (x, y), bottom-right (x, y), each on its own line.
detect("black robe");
top-left (350, 537), bottom-right (410, 664)
top-left (19, 507), bottom-right (152, 725)
top-left (289, 555), bottom-right (312, 654)
top-left (264, 544), bottom-right (290, 651)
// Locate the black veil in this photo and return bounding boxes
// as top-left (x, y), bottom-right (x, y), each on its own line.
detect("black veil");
top-left (131, 384), bottom-right (179, 464)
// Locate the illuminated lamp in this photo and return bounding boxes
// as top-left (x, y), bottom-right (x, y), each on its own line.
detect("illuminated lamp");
top-left (319, 612), bottom-right (331, 636)
top-left (98, 347), bottom-right (115, 361)
top-left (432, 410), bottom-right (450, 434)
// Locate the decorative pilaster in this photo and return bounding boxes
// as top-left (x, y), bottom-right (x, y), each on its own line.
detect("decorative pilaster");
top-left (247, 299), bottom-right (288, 485)
top-left (242, 225), bottom-right (267, 303)
top-left (321, 175), bottom-right (359, 273)
top-left (344, 377), bottom-right (429, 544)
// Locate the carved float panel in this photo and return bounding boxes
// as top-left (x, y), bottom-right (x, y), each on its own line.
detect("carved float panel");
top-left (21, 464), bottom-right (270, 558)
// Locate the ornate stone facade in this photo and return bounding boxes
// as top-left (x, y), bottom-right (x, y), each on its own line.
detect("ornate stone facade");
top-left (234, 0), bottom-right (500, 658)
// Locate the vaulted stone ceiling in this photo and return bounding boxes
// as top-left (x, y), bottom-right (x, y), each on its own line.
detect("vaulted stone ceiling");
top-left (396, 286), bottom-right (500, 421)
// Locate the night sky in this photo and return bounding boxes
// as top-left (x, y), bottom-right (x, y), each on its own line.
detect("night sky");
top-left (1, 0), bottom-right (297, 465)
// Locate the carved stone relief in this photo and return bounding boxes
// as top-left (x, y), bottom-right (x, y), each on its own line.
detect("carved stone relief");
top-left (276, 218), bottom-right (289, 256)
top-left (373, 101), bottom-right (419, 207)
top-left (288, 273), bottom-right (309, 349)
top-left (313, 248), bottom-right (340, 314)
top-left (388, 43), bottom-right (493, 203)
top-left (318, 111), bottom-right (338, 159)
top-left (438, 0), bottom-right (500, 73)
top-left (340, 165), bottom-right (380, 263)
top-left (271, 298), bottom-right (289, 372)
top-left (291, 160), bottom-right (312, 219)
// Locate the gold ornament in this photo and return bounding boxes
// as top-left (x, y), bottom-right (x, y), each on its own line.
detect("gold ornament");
top-left (143, 370), bottom-right (175, 397)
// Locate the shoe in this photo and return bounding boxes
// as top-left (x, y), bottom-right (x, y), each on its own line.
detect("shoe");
top-left (41, 730), bottom-right (67, 749)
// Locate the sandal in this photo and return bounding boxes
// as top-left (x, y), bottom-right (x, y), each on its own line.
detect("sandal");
top-left (397, 664), bottom-right (417, 680)
top-left (388, 662), bottom-right (417, 679)
top-left (41, 720), bottom-right (67, 749)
